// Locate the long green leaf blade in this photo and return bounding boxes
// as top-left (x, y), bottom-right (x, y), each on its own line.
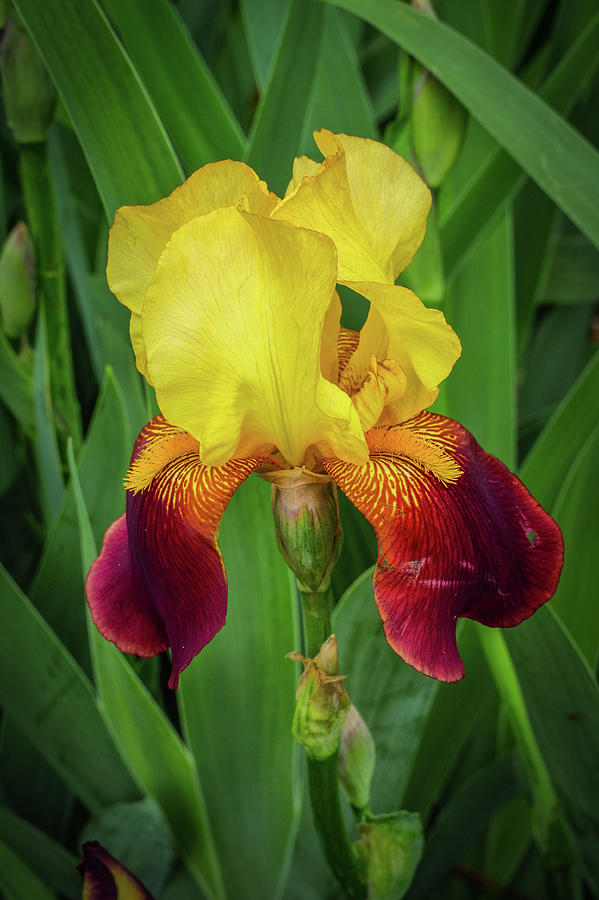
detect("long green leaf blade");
top-left (247, 0), bottom-right (325, 194)
top-left (101, 0), bottom-right (246, 170)
top-left (0, 563), bottom-right (138, 810)
top-left (67, 446), bottom-right (226, 900)
top-left (326, 0), bottom-right (599, 249)
top-left (504, 606), bottom-right (599, 889)
top-left (13, 0), bottom-right (183, 219)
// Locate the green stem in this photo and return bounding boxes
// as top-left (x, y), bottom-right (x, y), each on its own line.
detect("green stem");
top-left (299, 585), bottom-right (366, 899)
top-left (20, 141), bottom-right (81, 448)
top-left (299, 584), bottom-right (333, 657)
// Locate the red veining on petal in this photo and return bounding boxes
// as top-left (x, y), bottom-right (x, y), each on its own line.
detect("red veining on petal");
top-left (323, 411), bottom-right (564, 682)
top-left (337, 327), bottom-right (360, 390)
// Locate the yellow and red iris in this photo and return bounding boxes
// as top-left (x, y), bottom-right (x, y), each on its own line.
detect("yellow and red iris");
top-left (85, 131), bottom-right (563, 689)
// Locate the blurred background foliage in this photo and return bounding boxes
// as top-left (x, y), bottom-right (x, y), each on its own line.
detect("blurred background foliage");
top-left (0, 0), bottom-right (598, 897)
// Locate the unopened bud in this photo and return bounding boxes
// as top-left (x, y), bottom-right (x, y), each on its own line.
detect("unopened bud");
top-left (411, 65), bottom-right (467, 188)
top-left (0, 221), bottom-right (36, 337)
top-left (78, 841), bottom-right (154, 899)
top-left (1, 15), bottom-right (56, 143)
top-left (338, 704), bottom-right (376, 811)
top-left (270, 469), bottom-right (342, 592)
top-left (357, 811), bottom-right (423, 900)
top-left (287, 635), bottom-right (350, 760)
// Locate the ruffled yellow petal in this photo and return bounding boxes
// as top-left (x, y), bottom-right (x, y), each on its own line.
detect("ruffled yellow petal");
top-left (320, 291), bottom-right (342, 384)
top-left (107, 161), bottom-right (278, 375)
top-left (284, 155), bottom-right (321, 197)
top-left (141, 207), bottom-right (367, 468)
top-left (342, 282), bottom-right (461, 424)
top-left (274, 130), bottom-right (431, 284)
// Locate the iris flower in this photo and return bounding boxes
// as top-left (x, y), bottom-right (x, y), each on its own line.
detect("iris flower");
top-left (86, 131), bottom-right (563, 689)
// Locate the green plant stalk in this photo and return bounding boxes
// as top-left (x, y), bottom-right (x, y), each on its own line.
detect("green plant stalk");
top-left (299, 585), bottom-right (366, 899)
top-left (19, 141), bottom-right (81, 447)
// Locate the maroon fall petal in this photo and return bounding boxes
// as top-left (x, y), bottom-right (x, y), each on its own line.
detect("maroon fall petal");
top-left (86, 416), bottom-right (268, 688)
top-left (323, 411), bottom-right (564, 682)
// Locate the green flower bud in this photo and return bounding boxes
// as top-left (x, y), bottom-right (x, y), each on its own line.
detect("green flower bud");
top-left (338, 704), bottom-right (376, 812)
top-left (357, 811), bottom-right (423, 900)
top-left (270, 469), bottom-right (342, 593)
top-left (411, 65), bottom-right (467, 187)
top-left (0, 221), bottom-right (36, 337)
top-left (288, 635), bottom-right (350, 761)
top-left (1, 15), bottom-right (56, 143)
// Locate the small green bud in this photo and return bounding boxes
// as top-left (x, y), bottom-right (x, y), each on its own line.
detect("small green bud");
top-left (411, 65), bottom-right (467, 187)
top-left (0, 221), bottom-right (36, 337)
top-left (357, 811), bottom-right (423, 900)
top-left (338, 704), bottom-right (376, 812)
top-left (270, 469), bottom-right (342, 592)
top-left (1, 15), bottom-right (56, 143)
top-left (288, 635), bottom-right (350, 761)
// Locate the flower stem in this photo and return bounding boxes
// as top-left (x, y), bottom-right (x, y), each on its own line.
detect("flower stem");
top-left (298, 585), bottom-right (366, 899)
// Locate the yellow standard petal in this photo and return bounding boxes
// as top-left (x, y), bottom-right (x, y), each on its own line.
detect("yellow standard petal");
top-left (339, 282), bottom-right (461, 426)
top-left (273, 130), bottom-right (431, 284)
top-left (106, 160), bottom-right (278, 377)
top-left (141, 207), bottom-right (368, 468)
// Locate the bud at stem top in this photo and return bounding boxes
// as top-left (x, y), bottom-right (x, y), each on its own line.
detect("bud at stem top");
top-left (270, 469), bottom-right (342, 593)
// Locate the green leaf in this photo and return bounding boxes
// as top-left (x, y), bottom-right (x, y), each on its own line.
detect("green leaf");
top-left (32, 307), bottom-right (64, 526)
top-left (439, 13), bottom-right (599, 279)
top-left (344, 0), bottom-right (599, 279)
top-left (445, 211), bottom-right (516, 466)
top-left (0, 837), bottom-right (57, 900)
top-left (518, 304), bottom-right (594, 422)
top-left (0, 806), bottom-right (79, 900)
top-left (48, 126), bottom-right (145, 432)
top-left (179, 476), bottom-right (300, 900)
top-left (332, 568), bottom-right (438, 812)
top-left (550, 423), bottom-right (599, 667)
top-left (326, 0), bottom-right (599, 249)
top-left (246, 0), bottom-right (325, 194)
top-left (13, 0), bottom-right (183, 220)
top-left (30, 368), bottom-right (131, 668)
top-left (504, 606), bottom-right (599, 890)
top-left (0, 562), bottom-right (139, 810)
top-left (407, 754), bottom-right (518, 899)
top-left (299, 6), bottom-right (377, 148)
top-left (241, 0), bottom-right (292, 89)
top-left (519, 349), bottom-right (599, 509)
top-left (101, 0), bottom-right (246, 170)
top-left (66, 448), bottom-right (226, 900)
top-left (514, 181), bottom-right (559, 355)
top-left (401, 621), bottom-right (490, 816)
top-left (538, 233), bottom-right (599, 304)
top-left (0, 328), bottom-right (34, 431)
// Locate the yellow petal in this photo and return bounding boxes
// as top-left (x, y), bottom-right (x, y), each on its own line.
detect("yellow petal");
top-left (284, 155), bottom-right (321, 197)
top-left (274, 130), bottom-right (431, 283)
top-left (346, 281), bottom-right (461, 424)
top-left (107, 161), bottom-right (278, 375)
top-left (320, 291), bottom-right (342, 384)
top-left (141, 207), bottom-right (367, 467)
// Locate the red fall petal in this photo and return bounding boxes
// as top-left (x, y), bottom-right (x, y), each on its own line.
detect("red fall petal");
top-left (323, 411), bottom-right (564, 682)
top-left (85, 416), bottom-right (267, 689)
